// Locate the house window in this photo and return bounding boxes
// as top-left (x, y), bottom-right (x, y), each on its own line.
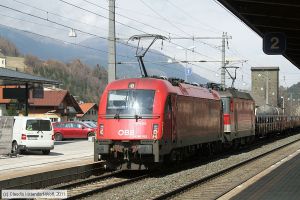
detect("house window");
top-left (50, 118), bottom-right (58, 122)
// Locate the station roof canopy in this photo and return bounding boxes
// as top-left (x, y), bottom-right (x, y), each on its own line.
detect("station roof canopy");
top-left (0, 67), bottom-right (59, 85)
top-left (217, 0), bottom-right (300, 70)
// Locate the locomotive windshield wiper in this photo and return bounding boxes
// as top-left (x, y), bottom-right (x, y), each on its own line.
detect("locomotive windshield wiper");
top-left (114, 109), bottom-right (121, 119)
top-left (134, 114), bottom-right (142, 122)
top-left (114, 113), bottom-right (120, 119)
top-left (103, 114), bottom-right (160, 119)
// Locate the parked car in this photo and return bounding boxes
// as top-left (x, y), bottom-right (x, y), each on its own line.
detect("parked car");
top-left (12, 117), bottom-right (54, 155)
top-left (82, 121), bottom-right (97, 128)
top-left (52, 121), bottom-right (96, 141)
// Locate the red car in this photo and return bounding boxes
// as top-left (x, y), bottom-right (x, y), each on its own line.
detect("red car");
top-left (53, 121), bottom-right (96, 141)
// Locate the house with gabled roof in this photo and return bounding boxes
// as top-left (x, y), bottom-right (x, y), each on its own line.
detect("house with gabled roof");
top-left (27, 89), bottom-right (83, 122)
top-left (0, 87), bottom-right (83, 122)
top-left (76, 102), bottom-right (98, 122)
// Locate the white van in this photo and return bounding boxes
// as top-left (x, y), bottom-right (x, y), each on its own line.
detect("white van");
top-left (12, 117), bottom-right (54, 155)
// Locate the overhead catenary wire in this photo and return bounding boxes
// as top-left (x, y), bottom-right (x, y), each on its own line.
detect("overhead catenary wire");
top-left (0, 1), bottom-right (239, 81)
top-left (11, 0), bottom-right (121, 36)
top-left (0, 0), bottom-right (292, 90)
top-left (165, 0), bottom-right (223, 35)
top-left (58, 0), bottom-right (150, 35)
top-left (0, 12), bottom-right (68, 32)
top-left (59, 0), bottom-right (219, 60)
top-left (0, 23), bottom-right (132, 59)
top-left (54, 0), bottom-right (222, 61)
top-left (164, 0), bottom-right (231, 52)
top-left (0, 23), bottom-right (178, 80)
top-left (138, 0), bottom-right (224, 53)
top-left (138, 0), bottom-right (191, 37)
top-left (81, 0), bottom-right (174, 36)
top-left (0, 24), bottom-right (247, 87)
top-left (79, 0), bottom-right (296, 87)
top-left (0, 24), bottom-right (187, 78)
top-left (212, 0), bottom-right (260, 37)
top-left (0, 3), bottom-right (211, 70)
top-left (15, 0), bottom-right (201, 61)
top-left (0, 4), bottom-right (107, 40)
top-left (116, 5), bottom-right (223, 33)
top-left (0, 3), bottom-right (157, 58)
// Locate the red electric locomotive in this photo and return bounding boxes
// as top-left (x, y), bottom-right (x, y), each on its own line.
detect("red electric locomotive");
top-left (219, 88), bottom-right (256, 146)
top-left (95, 78), bottom-right (223, 169)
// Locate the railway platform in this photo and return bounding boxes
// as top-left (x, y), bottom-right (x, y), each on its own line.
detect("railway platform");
top-left (230, 149), bottom-right (300, 200)
top-left (0, 140), bottom-right (96, 189)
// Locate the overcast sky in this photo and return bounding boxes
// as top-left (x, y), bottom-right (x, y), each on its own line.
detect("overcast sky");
top-left (0, 0), bottom-right (299, 89)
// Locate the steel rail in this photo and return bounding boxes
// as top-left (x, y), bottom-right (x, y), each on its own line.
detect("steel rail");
top-left (63, 171), bottom-right (150, 200)
top-left (153, 137), bottom-right (300, 200)
top-left (52, 170), bottom-right (123, 190)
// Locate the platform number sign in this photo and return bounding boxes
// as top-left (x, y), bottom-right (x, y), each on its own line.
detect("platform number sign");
top-left (263, 32), bottom-right (286, 55)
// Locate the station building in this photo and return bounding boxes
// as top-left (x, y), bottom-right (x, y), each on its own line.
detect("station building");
top-left (0, 67), bottom-right (84, 121)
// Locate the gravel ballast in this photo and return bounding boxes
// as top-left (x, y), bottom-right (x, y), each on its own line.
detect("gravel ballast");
top-left (84, 133), bottom-right (300, 200)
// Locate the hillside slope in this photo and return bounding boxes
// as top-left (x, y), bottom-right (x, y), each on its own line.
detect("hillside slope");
top-left (24, 55), bottom-right (107, 103)
top-left (0, 25), bottom-right (209, 84)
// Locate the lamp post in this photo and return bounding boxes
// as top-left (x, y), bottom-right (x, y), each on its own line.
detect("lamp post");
top-left (281, 96), bottom-right (285, 114)
top-left (295, 99), bottom-right (300, 116)
top-left (258, 71), bottom-right (269, 105)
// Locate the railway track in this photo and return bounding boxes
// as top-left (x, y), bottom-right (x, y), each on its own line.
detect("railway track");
top-left (152, 138), bottom-right (300, 200)
top-left (52, 170), bottom-right (149, 200)
top-left (58, 135), bottom-right (300, 200)
top-left (2, 133), bottom-right (299, 200)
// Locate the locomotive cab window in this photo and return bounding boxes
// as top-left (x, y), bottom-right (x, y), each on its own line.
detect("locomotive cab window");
top-left (221, 97), bottom-right (230, 113)
top-left (164, 96), bottom-right (172, 118)
top-left (164, 96), bottom-right (172, 112)
top-left (106, 90), bottom-right (155, 115)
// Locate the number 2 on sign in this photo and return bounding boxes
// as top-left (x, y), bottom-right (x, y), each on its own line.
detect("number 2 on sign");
top-left (270, 37), bottom-right (279, 49)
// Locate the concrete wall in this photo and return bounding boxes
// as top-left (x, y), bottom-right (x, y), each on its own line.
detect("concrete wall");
top-left (0, 105), bottom-right (7, 116)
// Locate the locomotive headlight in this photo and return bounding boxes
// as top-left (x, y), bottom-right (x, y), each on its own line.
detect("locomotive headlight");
top-left (99, 124), bottom-right (104, 136)
top-left (152, 124), bottom-right (158, 140)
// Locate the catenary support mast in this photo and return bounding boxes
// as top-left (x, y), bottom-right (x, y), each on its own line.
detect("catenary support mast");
top-left (108, 0), bottom-right (116, 83)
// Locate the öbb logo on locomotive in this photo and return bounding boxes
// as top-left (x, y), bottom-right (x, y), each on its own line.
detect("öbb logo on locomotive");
top-left (118, 129), bottom-right (135, 136)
